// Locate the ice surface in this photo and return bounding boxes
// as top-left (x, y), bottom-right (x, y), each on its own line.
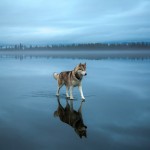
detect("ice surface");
top-left (0, 57), bottom-right (150, 150)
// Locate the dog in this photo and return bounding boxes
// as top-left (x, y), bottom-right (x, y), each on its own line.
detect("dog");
top-left (53, 63), bottom-right (87, 100)
top-left (54, 97), bottom-right (87, 138)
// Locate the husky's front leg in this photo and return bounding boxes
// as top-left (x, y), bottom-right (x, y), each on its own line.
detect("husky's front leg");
top-left (70, 86), bottom-right (74, 100)
top-left (78, 84), bottom-right (85, 100)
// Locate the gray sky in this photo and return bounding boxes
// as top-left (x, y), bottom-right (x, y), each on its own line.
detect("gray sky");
top-left (0, 0), bottom-right (150, 44)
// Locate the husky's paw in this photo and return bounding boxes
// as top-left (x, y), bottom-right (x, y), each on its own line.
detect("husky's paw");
top-left (82, 97), bottom-right (85, 100)
top-left (56, 94), bottom-right (59, 97)
top-left (70, 96), bottom-right (74, 100)
top-left (66, 96), bottom-right (70, 99)
top-left (66, 94), bottom-right (70, 98)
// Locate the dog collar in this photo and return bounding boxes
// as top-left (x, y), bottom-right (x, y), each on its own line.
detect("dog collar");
top-left (75, 72), bottom-right (82, 81)
top-left (72, 70), bottom-right (81, 81)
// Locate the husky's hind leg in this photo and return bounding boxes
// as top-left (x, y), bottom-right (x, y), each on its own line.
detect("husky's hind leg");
top-left (56, 79), bottom-right (64, 96)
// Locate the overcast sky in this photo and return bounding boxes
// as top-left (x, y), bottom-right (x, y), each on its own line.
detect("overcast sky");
top-left (0, 0), bottom-right (150, 44)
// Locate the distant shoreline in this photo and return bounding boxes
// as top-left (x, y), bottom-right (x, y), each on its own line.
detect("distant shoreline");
top-left (0, 49), bottom-right (150, 59)
top-left (1, 42), bottom-right (150, 51)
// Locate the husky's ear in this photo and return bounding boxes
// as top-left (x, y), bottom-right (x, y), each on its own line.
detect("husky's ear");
top-left (79, 63), bottom-right (82, 66)
top-left (83, 63), bottom-right (86, 69)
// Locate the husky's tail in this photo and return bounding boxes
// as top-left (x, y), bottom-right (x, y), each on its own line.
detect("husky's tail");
top-left (53, 72), bottom-right (59, 80)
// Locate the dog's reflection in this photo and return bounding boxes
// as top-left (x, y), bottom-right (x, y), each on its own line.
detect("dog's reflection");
top-left (54, 97), bottom-right (87, 138)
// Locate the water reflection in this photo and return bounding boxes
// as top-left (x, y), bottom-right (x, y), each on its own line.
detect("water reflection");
top-left (54, 97), bottom-right (87, 138)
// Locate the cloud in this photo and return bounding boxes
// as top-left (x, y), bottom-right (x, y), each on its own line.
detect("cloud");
top-left (0, 0), bottom-right (150, 44)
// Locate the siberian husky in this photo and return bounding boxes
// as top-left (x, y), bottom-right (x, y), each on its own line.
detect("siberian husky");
top-left (53, 63), bottom-right (87, 100)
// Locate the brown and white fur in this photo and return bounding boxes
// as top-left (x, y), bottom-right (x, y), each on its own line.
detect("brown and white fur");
top-left (53, 63), bottom-right (87, 100)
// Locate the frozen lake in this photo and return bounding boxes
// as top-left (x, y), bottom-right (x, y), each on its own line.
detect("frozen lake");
top-left (0, 56), bottom-right (150, 150)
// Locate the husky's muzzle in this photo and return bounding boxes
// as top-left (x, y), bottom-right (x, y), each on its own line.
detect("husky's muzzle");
top-left (81, 71), bottom-right (87, 76)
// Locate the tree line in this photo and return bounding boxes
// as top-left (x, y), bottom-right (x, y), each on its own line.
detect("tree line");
top-left (0, 42), bottom-right (150, 50)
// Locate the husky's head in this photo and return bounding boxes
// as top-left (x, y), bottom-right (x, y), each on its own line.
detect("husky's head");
top-left (74, 63), bottom-right (87, 76)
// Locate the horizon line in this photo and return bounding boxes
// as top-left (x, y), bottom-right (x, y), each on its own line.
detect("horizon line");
top-left (1, 41), bottom-right (150, 46)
